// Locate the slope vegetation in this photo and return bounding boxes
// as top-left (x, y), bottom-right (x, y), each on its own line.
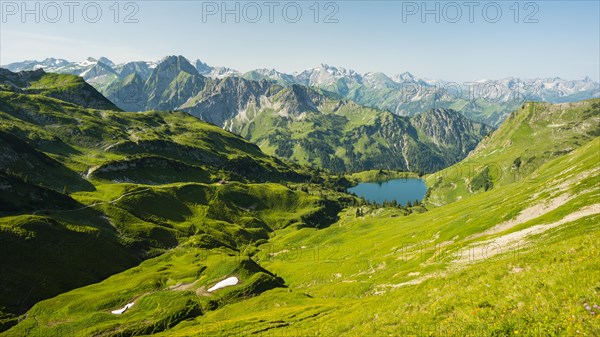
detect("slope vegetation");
top-left (425, 99), bottom-right (600, 206)
top-left (0, 78), bottom-right (352, 330)
top-left (1, 71), bottom-right (598, 336)
top-left (5, 115), bottom-right (599, 336)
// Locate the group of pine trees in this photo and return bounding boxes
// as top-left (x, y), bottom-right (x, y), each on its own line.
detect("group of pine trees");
top-left (381, 199), bottom-right (422, 208)
top-left (354, 198), bottom-right (424, 217)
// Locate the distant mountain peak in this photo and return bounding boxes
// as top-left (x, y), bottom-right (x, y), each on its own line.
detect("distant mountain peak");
top-left (254, 68), bottom-right (279, 74)
top-left (98, 57), bottom-right (115, 67)
top-left (41, 57), bottom-right (70, 66)
top-left (208, 66), bottom-right (240, 79)
top-left (316, 63), bottom-right (358, 75)
top-left (160, 55), bottom-right (190, 63)
top-left (155, 55), bottom-right (198, 76)
top-left (392, 72), bottom-right (416, 82)
top-left (194, 59), bottom-right (212, 74)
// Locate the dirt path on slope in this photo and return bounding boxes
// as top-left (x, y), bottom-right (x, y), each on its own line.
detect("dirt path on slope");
top-left (32, 188), bottom-right (151, 215)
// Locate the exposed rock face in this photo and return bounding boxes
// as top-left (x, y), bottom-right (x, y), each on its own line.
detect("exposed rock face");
top-left (180, 79), bottom-right (492, 172)
top-left (410, 108), bottom-right (493, 155)
top-left (180, 77), bottom-right (273, 126)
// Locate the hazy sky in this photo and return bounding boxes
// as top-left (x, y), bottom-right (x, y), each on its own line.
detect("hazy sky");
top-left (1, 1), bottom-right (599, 81)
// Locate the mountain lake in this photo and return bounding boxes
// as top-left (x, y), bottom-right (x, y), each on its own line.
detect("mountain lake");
top-left (347, 178), bottom-right (428, 206)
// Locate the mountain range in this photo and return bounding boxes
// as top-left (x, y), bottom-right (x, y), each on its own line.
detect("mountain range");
top-left (4, 56), bottom-right (598, 127)
top-left (1, 62), bottom-right (495, 173)
top-left (179, 75), bottom-right (492, 172)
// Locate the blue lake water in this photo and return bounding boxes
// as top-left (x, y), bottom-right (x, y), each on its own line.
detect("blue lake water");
top-left (347, 178), bottom-right (428, 206)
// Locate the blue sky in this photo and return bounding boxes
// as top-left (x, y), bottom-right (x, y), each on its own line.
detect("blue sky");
top-left (1, 1), bottom-right (599, 81)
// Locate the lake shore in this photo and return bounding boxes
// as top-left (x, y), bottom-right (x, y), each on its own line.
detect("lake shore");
top-left (346, 170), bottom-right (421, 184)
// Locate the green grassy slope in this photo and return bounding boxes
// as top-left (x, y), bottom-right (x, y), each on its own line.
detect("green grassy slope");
top-left (425, 99), bottom-right (600, 206)
top-left (0, 82), bottom-right (354, 330)
top-left (1, 72), bottom-right (598, 336)
top-left (0, 178), bottom-right (351, 332)
top-left (164, 136), bottom-right (598, 336)
top-left (6, 140), bottom-right (599, 335)
top-left (0, 69), bottom-right (120, 111)
top-left (0, 91), bottom-right (310, 187)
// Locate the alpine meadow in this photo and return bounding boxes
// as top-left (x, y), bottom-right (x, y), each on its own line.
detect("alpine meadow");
top-left (0, 1), bottom-right (599, 336)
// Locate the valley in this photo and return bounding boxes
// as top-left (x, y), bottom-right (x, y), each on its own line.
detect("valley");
top-left (0, 65), bottom-right (598, 336)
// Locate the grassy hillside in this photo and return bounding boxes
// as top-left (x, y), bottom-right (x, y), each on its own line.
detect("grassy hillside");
top-left (0, 81), bottom-right (354, 330)
top-left (1, 71), bottom-right (598, 336)
top-left (154, 136), bottom-right (600, 336)
top-left (0, 90), bottom-right (311, 187)
top-left (0, 68), bottom-right (120, 111)
top-left (6, 137), bottom-right (598, 336)
top-left (425, 99), bottom-right (600, 206)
